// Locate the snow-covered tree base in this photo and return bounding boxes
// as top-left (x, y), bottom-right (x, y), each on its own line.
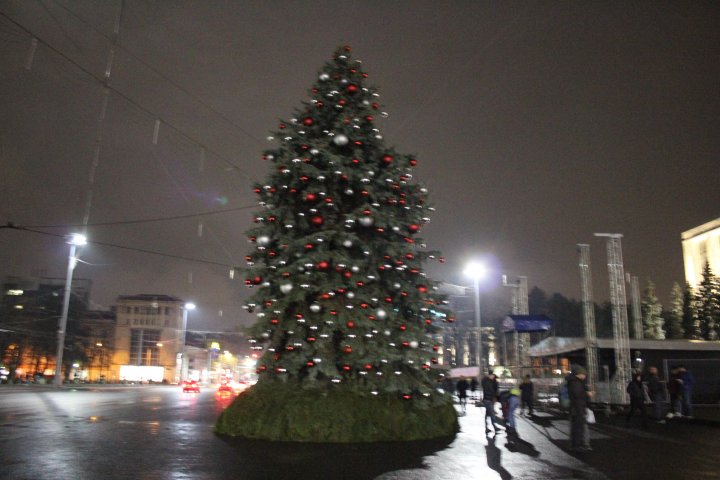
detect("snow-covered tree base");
top-left (215, 381), bottom-right (459, 442)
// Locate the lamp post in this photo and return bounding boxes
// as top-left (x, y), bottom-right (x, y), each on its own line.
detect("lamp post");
top-left (180, 302), bottom-right (195, 382)
top-left (53, 233), bottom-right (87, 386)
top-left (464, 261), bottom-right (486, 376)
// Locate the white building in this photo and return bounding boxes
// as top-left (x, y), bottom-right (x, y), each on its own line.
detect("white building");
top-left (110, 294), bottom-right (186, 383)
top-left (682, 217), bottom-right (720, 289)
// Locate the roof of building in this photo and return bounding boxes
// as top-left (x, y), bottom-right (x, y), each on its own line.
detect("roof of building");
top-left (528, 336), bottom-right (720, 357)
top-left (681, 216), bottom-right (720, 240)
top-left (116, 294), bottom-right (183, 303)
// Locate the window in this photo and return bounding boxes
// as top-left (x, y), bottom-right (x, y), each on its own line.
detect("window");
top-left (129, 329), bottom-right (162, 366)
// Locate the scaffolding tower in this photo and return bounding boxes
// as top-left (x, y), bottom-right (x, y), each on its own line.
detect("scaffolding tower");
top-left (577, 244), bottom-right (599, 390)
top-left (595, 233), bottom-right (631, 404)
top-left (629, 274), bottom-right (643, 339)
top-left (502, 275), bottom-right (529, 375)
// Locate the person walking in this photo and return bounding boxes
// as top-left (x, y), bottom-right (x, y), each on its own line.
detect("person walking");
top-left (646, 366), bottom-right (667, 423)
top-left (678, 365), bottom-right (695, 418)
top-left (456, 376), bottom-right (470, 414)
top-left (519, 374), bottom-right (534, 416)
top-left (470, 377), bottom-right (479, 400)
top-left (481, 370), bottom-right (503, 434)
top-left (625, 371), bottom-right (648, 428)
top-left (567, 365), bottom-right (592, 452)
top-left (667, 366), bottom-right (682, 418)
top-left (506, 384), bottom-right (521, 436)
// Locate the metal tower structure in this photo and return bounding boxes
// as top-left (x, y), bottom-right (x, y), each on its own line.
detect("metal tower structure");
top-left (577, 244), bottom-right (599, 390)
top-left (502, 275), bottom-right (529, 375)
top-left (628, 274), bottom-right (643, 339)
top-left (594, 233), bottom-right (631, 404)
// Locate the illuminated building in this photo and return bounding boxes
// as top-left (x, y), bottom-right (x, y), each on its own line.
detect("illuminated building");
top-left (682, 217), bottom-right (720, 290)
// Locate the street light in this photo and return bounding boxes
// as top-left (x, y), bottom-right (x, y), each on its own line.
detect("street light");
top-left (464, 261), bottom-right (486, 376)
top-left (180, 302), bottom-right (196, 381)
top-left (53, 233), bottom-right (87, 386)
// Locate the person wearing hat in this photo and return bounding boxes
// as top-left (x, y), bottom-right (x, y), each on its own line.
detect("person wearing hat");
top-left (567, 365), bottom-right (592, 452)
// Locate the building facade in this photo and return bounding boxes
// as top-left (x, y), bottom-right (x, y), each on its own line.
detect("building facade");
top-left (682, 217), bottom-right (720, 289)
top-left (110, 294), bottom-right (186, 383)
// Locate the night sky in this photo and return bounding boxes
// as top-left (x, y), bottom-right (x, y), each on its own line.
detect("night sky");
top-left (1, 1), bottom-right (718, 331)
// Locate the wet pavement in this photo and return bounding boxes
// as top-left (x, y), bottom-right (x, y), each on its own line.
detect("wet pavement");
top-left (0, 385), bottom-right (717, 479)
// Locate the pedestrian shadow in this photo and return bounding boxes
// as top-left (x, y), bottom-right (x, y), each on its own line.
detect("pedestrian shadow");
top-left (218, 435), bottom-right (455, 480)
top-left (505, 433), bottom-right (540, 457)
top-left (528, 415), bottom-right (555, 428)
top-left (486, 434), bottom-right (513, 480)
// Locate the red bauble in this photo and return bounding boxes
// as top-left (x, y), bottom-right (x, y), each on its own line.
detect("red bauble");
top-left (346, 321), bottom-right (355, 328)
top-left (344, 345), bottom-right (352, 353)
top-left (317, 261), bottom-right (330, 270)
top-left (305, 243), bottom-right (314, 250)
top-left (302, 117), bottom-right (314, 126)
top-left (253, 276), bottom-right (262, 284)
top-left (305, 193), bottom-right (317, 201)
top-left (408, 224), bottom-right (420, 232)
top-left (307, 361), bottom-right (315, 367)
top-left (346, 84), bottom-right (358, 94)
top-left (400, 324), bottom-right (407, 331)
top-left (417, 285), bottom-right (428, 293)
top-left (311, 215), bottom-right (324, 226)
top-left (409, 158), bottom-right (418, 166)
top-left (382, 154), bottom-right (393, 165)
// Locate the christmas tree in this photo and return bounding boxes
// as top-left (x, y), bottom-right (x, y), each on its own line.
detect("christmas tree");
top-left (216, 46), bottom-right (458, 442)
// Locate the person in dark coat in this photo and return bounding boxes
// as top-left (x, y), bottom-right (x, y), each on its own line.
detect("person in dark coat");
top-left (679, 365), bottom-right (695, 418)
top-left (646, 366), bottom-right (667, 423)
top-left (626, 371), bottom-right (648, 427)
top-left (667, 366), bottom-right (682, 418)
top-left (456, 376), bottom-right (470, 413)
top-left (519, 374), bottom-right (534, 416)
top-left (567, 365), bottom-right (592, 452)
top-left (481, 370), bottom-right (502, 434)
top-left (470, 377), bottom-right (479, 400)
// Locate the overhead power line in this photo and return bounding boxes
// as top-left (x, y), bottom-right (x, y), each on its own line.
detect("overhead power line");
top-left (0, 10), bottom-right (255, 181)
top-left (19, 203), bottom-right (256, 229)
top-left (3, 224), bottom-right (244, 270)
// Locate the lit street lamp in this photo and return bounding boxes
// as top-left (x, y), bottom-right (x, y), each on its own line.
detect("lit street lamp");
top-left (53, 233), bottom-right (87, 386)
top-left (464, 261), bottom-right (486, 376)
top-left (180, 302), bottom-right (196, 381)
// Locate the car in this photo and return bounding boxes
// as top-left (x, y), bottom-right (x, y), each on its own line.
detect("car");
top-left (216, 383), bottom-right (235, 395)
top-left (182, 380), bottom-right (200, 393)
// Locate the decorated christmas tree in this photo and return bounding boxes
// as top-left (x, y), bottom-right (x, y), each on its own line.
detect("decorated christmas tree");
top-left (216, 46), bottom-right (458, 442)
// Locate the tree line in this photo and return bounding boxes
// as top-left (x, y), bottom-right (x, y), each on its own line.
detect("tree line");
top-left (527, 262), bottom-right (720, 341)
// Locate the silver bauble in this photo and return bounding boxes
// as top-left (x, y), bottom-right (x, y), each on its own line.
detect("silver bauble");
top-left (279, 283), bottom-right (293, 294)
top-left (358, 217), bottom-right (373, 227)
top-left (333, 134), bottom-right (349, 146)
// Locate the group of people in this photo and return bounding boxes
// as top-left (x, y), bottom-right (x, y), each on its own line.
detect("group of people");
top-left (452, 371), bottom-right (535, 437)
top-left (447, 364), bottom-right (697, 455)
top-left (626, 364), bottom-right (695, 426)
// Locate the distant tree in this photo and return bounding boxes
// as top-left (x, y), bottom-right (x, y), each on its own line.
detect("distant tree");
top-left (595, 302), bottom-right (614, 338)
top-left (547, 293), bottom-right (583, 337)
top-left (682, 282), bottom-right (701, 339)
top-left (696, 262), bottom-right (720, 340)
top-left (641, 280), bottom-right (665, 339)
top-left (665, 282), bottom-right (685, 339)
top-left (528, 286), bottom-right (548, 315)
